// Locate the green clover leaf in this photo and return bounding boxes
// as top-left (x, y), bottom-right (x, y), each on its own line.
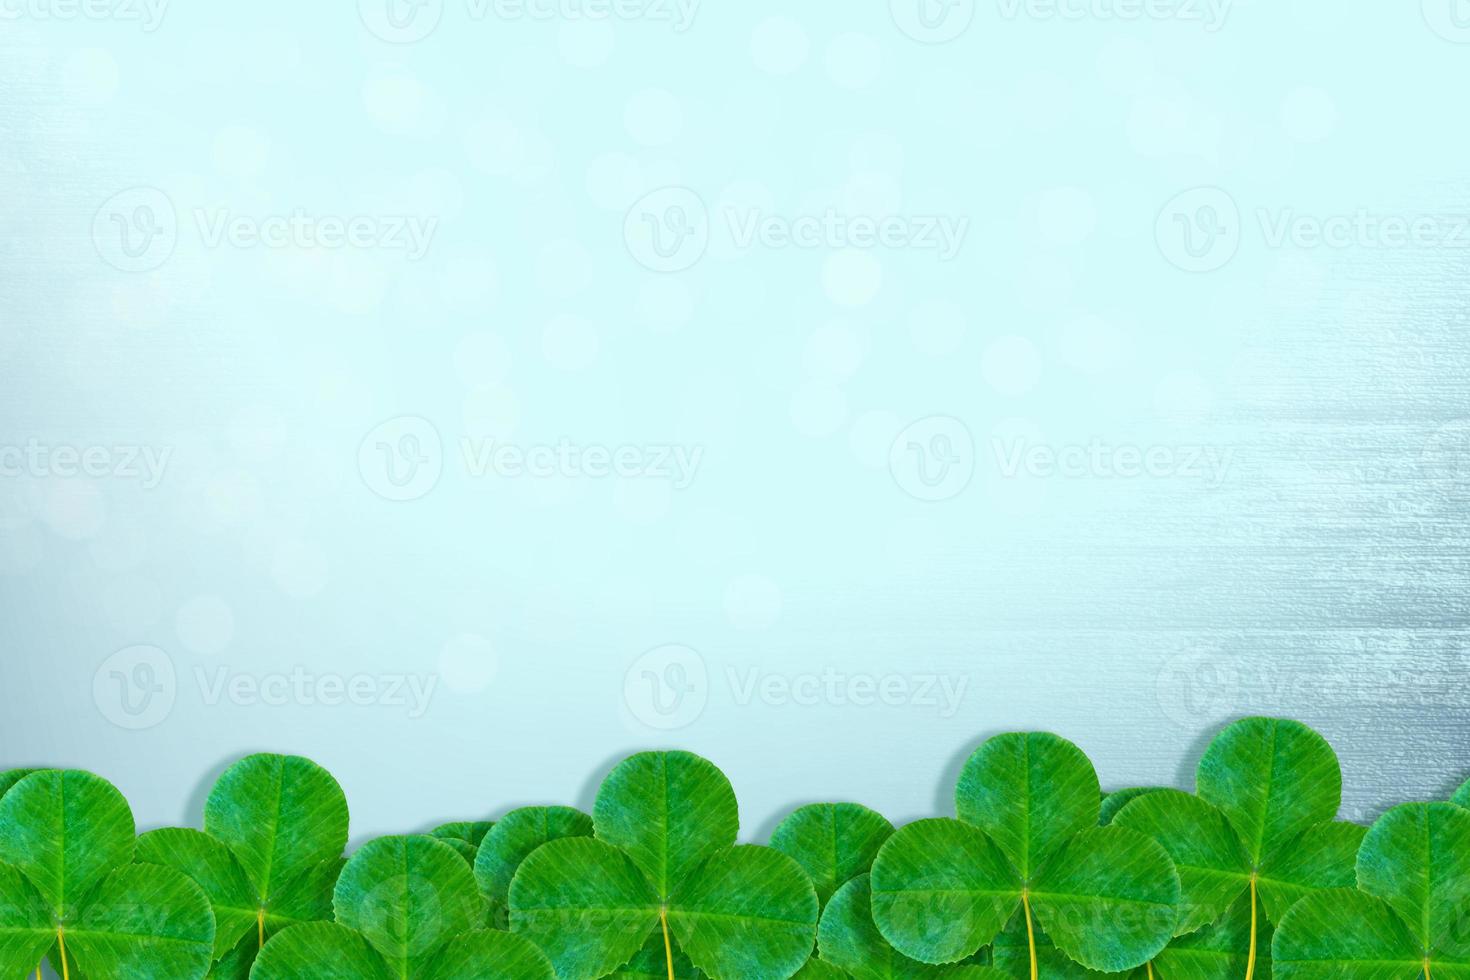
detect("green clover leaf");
top-left (771, 804), bottom-right (895, 908)
top-left (1274, 801), bottom-right (1470, 980)
top-left (0, 770), bottom-right (215, 979)
top-left (473, 805), bottom-right (592, 919)
top-left (509, 751), bottom-right (819, 979)
top-left (871, 733), bottom-right (1180, 974)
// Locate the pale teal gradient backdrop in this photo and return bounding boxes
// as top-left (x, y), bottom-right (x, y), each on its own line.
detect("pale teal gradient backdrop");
top-left (2, 1), bottom-right (1469, 842)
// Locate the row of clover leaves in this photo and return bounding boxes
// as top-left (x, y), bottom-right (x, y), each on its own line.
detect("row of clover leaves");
top-left (2, 718), bottom-right (1469, 980)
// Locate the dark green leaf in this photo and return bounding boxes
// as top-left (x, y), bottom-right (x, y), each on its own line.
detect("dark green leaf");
top-left (771, 803), bottom-right (895, 907)
top-left (250, 921), bottom-right (394, 979)
top-left (61, 863), bottom-right (216, 979)
top-left (820, 874), bottom-right (966, 979)
top-left (1156, 891), bottom-right (1271, 980)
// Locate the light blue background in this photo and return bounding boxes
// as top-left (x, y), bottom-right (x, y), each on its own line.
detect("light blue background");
top-left (2, 0), bottom-right (1469, 842)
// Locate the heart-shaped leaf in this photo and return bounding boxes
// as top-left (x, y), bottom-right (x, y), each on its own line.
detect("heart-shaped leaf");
top-left (473, 806), bottom-right (592, 912)
top-left (956, 733), bottom-right (1101, 880)
top-left (820, 873), bottom-right (1014, 980)
top-left (771, 803), bottom-right (895, 907)
top-left (0, 769), bottom-right (135, 916)
top-left (510, 751), bottom-right (817, 979)
top-left (251, 919), bottom-right (556, 979)
top-left (333, 835), bottom-right (487, 973)
top-left (1196, 719), bottom-right (1340, 870)
top-left (1355, 802), bottom-right (1470, 964)
top-left (204, 753), bottom-right (349, 914)
top-left (592, 751), bottom-right (739, 898)
top-left (873, 734), bottom-right (1179, 973)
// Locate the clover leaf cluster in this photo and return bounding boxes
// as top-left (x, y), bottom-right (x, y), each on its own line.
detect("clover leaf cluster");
top-left (0, 718), bottom-right (1464, 980)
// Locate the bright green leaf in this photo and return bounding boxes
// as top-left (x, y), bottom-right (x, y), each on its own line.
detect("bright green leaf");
top-left (250, 921), bottom-right (394, 979)
top-left (431, 823), bottom-right (495, 866)
top-left (204, 754), bottom-right (349, 908)
top-left (610, 930), bottom-right (707, 978)
top-left (137, 827), bottom-right (258, 960)
top-left (1356, 802), bottom-right (1470, 962)
top-left (1027, 826), bottom-right (1179, 972)
top-left (1196, 719), bottom-right (1340, 868)
top-left (956, 733), bottom-right (1100, 880)
top-left (0, 861), bottom-right (52, 978)
top-left (592, 751), bottom-right (738, 898)
top-left (0, 770), bottom-right (135, 915)
top-left (334, 835), bottom-right (486, 974)
top-left (665, 844), bottom-right (817, 979)
top-left (474, 806), bottom-right (592, 910)
top-left (421, 929), bottom-right (558, 980)
top-left (793, 959), bottom-right (851, 979)
top-left (820, 874), bottom-right (969, 979)
top-left (869, 818), bottom-right (1021, 964)
top-left (1102, 790), bottom-right (1162, 827)
top-left (1272, 889), bottom-right (1426, 980)
top-left (510, 836), bottom-right (659, 979)
top-left (1255, 820), bottom-right (1365, 924)
top-left (61, 863), bottom-right (216, 979)
top-left (1452, 780), bottom-right (1469, 810)
top-left (993, 911), bottom-right (1131, 980)
top-left (1112, 789), bottom-right (1251, 934)
top-left (770, 803), bottom-right (895, 907)
top-left (1156, 891), bottom-right (1272, 980)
